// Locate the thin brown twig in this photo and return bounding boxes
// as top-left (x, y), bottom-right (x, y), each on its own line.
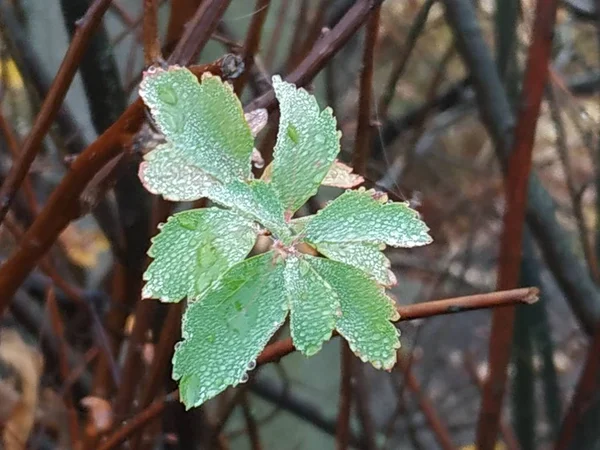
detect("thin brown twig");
top-left (246, 0), bottom-right (386, 113)
top-left (264, 0), bottom-right (289, 69)
top-left (143, 0), bottom-right (162, 65)
top-left (397, 355), bottom-right (456, 450)
top-left (45, 287), bottom-right (81, 449)
top-left (98, 286), bottom-right (538, 448)
top-left (476, 1), bottom-right (558, 449)
top-left (233, 0), bottom-right (271, 95)
top-left (554, 324), bottom-right (600, 450)
top-left (548, 85), bottom-right (600, 282)
top-left (241, 393), bottom-right (263, 450)
top-left (463, 353), bottom-right (520, 450)
top-left (0, 111), bottom-right (39, 214)
top-left (352, 4), bottom-right (381, 175)
top-left (0, 0), bottom-right (113, 226)
top-left (378, 0), bottom-right (436, 119)
top-left (336, 342), bottom-right (353, 450)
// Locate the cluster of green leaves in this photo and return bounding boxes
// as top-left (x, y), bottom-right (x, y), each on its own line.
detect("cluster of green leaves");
top-left (138, 65), bottom-right (432, 409)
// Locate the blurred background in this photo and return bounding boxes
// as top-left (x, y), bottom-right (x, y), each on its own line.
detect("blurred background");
top-left (0, 0), bottom-right (599, 449)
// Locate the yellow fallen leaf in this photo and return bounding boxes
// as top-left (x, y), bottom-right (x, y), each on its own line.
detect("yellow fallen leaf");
top-left (59, 222), bottom-right (110, 268)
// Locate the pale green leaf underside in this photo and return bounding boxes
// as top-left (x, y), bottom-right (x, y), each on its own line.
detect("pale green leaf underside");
top-left (271, 76), bottom-right (341, 212)
top-left (173, 252), bottom-right (287, 409)
top-left (284, 255), bottom-right (339, 356)
top-left (305, 255), bottom-right (400, 369)
top-left (143, 208), bottom-right (257, 302)
top-left (313, 242), bottom-right (396, 287)
top-left (140, 67), bottom-right (254, 182)
top-left (305, 189), bottom-right (432, 248)
top-left (139, 143), bottom-right (220, 202)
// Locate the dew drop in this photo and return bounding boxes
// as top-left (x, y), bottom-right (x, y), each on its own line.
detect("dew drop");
top-left (315, 134), bottom-right (326, 145)
top-left (158, 86), bottom-right (178, 105)
top-left (177, 215), bottom-right (197, 230)
top-left (240, 373), bottom-right (249, 384)
top-left (287, 124), bottom-right (300, 144)
top-left (247, 360), bottom-right (257, 371)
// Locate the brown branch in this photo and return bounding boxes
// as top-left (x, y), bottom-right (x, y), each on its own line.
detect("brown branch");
top-left (336, 343), bottom-right (353, 450)
top-left (476, 1), bottom-right (558, 449)
top-left (143, 0), bottom-right (163, 65)
top-left (463, 353), bottom-right (520, 450)
top-left (245, 0), bottom-right (385, 112)
top-left (97, 391), bottom-right (179, 450)
top-left (0, 56), bottom-right (238, 314)
top-left (241, 394), bottom-right (263, 450)
top-left (397, 355), bottom-right (456, 450)
top-left (164, 0), bottom-right (203, 53)
top-left (167, 0), bottom-right (231, 65)
top-left (97, 287), bottom-right (538, 448)
top-left (352, 4), bottom-right (381, 175)
top-left (554, 324), bottom-right (600, 450)
top-left (264, 0), bottom-right (289, 69)
top-left (45, 288), bottom-right (81, 449)
top-left (0, 0), bottom-right (113, 225)
top-left (233, 0), bottom-right (271, 95)
top-left (378, 0), bottom-right (436, 119)
top-left (0, 111), bottom-right (38, 215)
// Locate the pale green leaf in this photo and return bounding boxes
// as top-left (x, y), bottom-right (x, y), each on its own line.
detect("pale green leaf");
top-left (271, 76), bottom-right (341, 212)
top-left (208, 180), bottom-right (291, 241)
top-left (305, 188), bottom-right (432, 247)
top-left (313, 242), bottom-right (396, 287)
top-left (140, 67), bottom-right (254, 182)
top-left (138, 143), bottom-right (220, 202)
top-left (143, 208), bottom-right (257, 302)
top-left (284, 255), bottom-right (339, 356)
top-left (173, 252), bottom-right (287, 408)
top-left (321, 160), bottom-right (364, 189)
top-left (306, 256), bottom-right (400, 369)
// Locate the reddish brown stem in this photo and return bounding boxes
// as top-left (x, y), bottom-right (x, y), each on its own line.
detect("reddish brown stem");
top-left (464, 353), bottom-right (520, 450)
top-left (46, 288), bottom-right (81, 449)
top-left (245, 0), bottom-right (385, 112)
top-left (143, 0), bottom-right (162, 65)
top-left (336, 342), bottom-right (353, 450)
top-left (165, 0), bottom-right (204, 53)
top-left (98, 286), bottom-right (537, 447)
top-left (475, 1), bottom-right (558, 449)
top-left (264, 0), bottom-right (289, 69)
top-left (0, 0), bottom-right (113, 225)
top-left (554, 324), bottom-right (600, 450)
top-left (0, 59), bottom-right (234, 314)
top-left (0, 111), bottom-right (39, 215)
top-left (233, 0), bottom-right (271, 95)
top-left (397, 355), bottom-right (456, 450)
top-left (352, 4), bottom-right (380, 175)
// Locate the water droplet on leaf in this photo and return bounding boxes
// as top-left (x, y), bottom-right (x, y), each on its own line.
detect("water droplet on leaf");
top-left (287, 124), bottom-right (299, 144)
top-left (158, 85), bottom-right (178, 105)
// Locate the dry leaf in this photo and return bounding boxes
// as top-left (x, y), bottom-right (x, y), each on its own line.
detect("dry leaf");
top-left (0, 329), bottom-right (44, 450)
top-left (81, 396), bottom-right (113, 432)
top-left (59, 222), bottom-right (109, 268)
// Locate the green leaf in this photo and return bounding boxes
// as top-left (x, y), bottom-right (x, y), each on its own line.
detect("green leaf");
top-left (208, 180), bottom-right (291, 241)
top-left (271, 76), bottom-right (341, 212)
top-left (143, 208), bottom-right (257, 302)
top-left (138, 143), bottom-right (220, 202)
top-left (173, 252), bottom-right (287, 409)
top-left (313, 242), bottom-right (396, 286)
top-left (140, 67), bottom-right (254, 182)
top-left (305, 188), bottom-right (432, 248)
top-left (306, 256), bottom-right (400, 369)
top-left (284, 255), bottom-right (339, 356)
